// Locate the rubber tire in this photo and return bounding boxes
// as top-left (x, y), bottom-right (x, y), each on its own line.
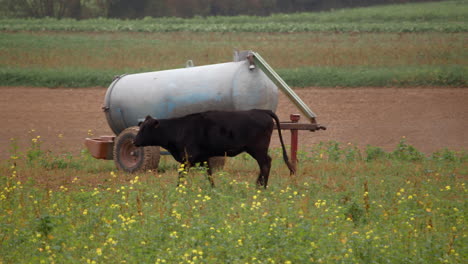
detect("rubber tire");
top-left (113, 126), bottom-right (160, 173)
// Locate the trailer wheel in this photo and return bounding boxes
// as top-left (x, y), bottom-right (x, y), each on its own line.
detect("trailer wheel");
top-left (113, 126), bottom-right (160, 173)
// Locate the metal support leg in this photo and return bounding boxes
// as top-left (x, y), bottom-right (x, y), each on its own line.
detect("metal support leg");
top-left (290, 114), bottom-right (300, 172)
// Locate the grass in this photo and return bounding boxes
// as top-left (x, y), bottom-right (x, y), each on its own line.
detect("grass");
top-left (0, 31), bottom-right (466, 87)
top-left (1, 65), bottom-right (466, 88)
top-left (1, 135), bottom-right (467, 263)
top-left (282, 65), bottom-right (467, 87)
top-left (1, 32), bottom-right (465, 70)
top-left (0, 0), bottom-right (467, 33)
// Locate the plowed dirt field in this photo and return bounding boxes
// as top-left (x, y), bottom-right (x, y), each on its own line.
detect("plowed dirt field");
top-left (1, 87), bottom-right (467, 160)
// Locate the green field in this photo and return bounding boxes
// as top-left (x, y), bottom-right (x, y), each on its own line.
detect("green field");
top-left (0, 31), bottom-right (466, 88)
top-left (0, 0), bottom-right (467, 88)
top-left (1, 136), bottom-right (467, 263)
top-left (1, 1), bottom-right (467, 33)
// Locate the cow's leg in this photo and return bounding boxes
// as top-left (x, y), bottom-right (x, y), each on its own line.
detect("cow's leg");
top-left (177, 171), bottom-right (184, 186)
top-left (176, 148), bottom-right (196, 186)
top-left (205, 160), bottom-right (215, 187)
top-left (248, 151), bottom-right (272, 188)
top-left (177, 162), bottom-right (190, 187)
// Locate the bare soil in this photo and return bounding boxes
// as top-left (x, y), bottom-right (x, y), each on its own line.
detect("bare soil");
top-left (1, 86), bottom-right (467, 160)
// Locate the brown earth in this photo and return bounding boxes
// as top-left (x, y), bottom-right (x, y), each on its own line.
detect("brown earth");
top-left (1, 86), bottom-right (467, 160)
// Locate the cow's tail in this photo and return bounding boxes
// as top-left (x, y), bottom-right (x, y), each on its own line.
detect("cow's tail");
top-left (267, 110), bottom-right (296, 175)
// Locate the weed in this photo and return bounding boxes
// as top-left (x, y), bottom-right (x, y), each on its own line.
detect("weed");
top-left (431, 148), bottom-right (467, 163)
top-left (365, 145), bottom-right (387, 162)
top-left (345, 201), bottom-right (366, 226)
top-left (36, 215), bottom-right (55, 237)
top-left (391, 137), bottom-right (425, 162)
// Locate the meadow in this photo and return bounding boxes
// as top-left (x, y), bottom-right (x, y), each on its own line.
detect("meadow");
top-left (1, 135), bottom-right (466, 263)
top-left (0, 0), bottom-right (467, 88)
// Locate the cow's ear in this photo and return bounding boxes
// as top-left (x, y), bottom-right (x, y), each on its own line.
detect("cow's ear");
top-left (138, 121), bottom-right (143, 126)
top-left (145, 115), bottom-right (153, 121)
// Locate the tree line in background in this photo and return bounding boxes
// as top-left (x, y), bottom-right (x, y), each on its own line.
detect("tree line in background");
top-left (1, 0), bottom-right (441, 19)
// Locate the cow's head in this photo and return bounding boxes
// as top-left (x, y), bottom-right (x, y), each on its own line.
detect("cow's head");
top-left (133, 115), bottom-right (160, 147)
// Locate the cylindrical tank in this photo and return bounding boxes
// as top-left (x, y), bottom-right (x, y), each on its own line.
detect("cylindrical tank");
top-left (103, 59), bottom-right (278, 135)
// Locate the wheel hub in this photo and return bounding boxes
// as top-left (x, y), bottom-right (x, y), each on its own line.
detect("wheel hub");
top-left (119, 139), bottom-right (141, 168)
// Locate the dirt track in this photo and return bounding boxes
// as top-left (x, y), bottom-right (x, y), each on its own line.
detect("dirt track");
top-left (1, 87), bottom-right (467, 160)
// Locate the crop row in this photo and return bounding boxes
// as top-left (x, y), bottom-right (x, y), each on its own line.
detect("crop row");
top-left (2, 20), bottom-right (466, 33)
top-left (1, 65), bottom-right (467, 88)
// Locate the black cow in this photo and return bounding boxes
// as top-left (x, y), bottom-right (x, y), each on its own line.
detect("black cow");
top-left (133, 109), bottom-right (295, 188)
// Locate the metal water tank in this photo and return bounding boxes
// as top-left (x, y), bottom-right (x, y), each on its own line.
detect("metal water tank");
top-left (103, 59), bottom-right (278, 135)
